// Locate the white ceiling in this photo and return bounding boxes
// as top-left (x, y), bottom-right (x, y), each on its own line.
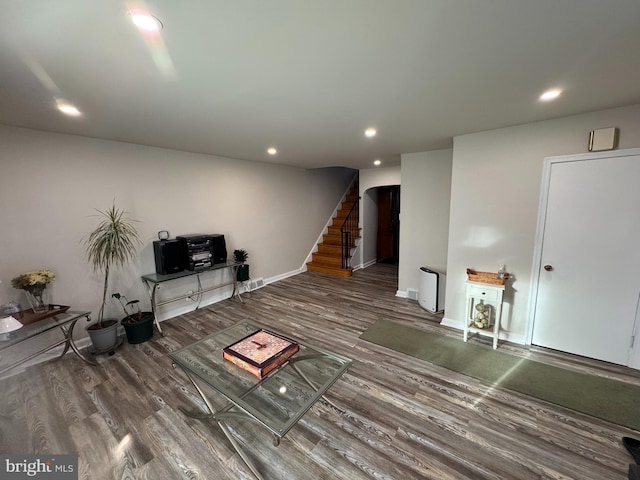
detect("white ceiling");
top-left (1, 1), bottom-right (639, 170)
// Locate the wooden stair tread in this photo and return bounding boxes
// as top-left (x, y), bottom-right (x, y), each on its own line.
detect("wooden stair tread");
top-left (306, 263), bottom-right (353, 277)
top-left (317, 244), bottom-right (343, 254)
top-left (311, 253), bottom-right (344, 267)
top-left (322, 237), bottom-right (358, 247)
top-left (327, 226), bottom-right (361, 236)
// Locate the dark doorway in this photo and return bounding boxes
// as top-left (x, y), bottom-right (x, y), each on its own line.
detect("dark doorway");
top-left (376, 186), bottom-right (400, 263)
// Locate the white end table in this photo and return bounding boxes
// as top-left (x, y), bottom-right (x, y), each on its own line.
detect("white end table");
top-left (463, 281), bottom-right (505, 349)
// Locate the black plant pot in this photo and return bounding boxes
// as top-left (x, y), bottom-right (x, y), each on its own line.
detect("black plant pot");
top-left (236, 264), bottom-right (250, 282)
top-left (122, 312), bottom-right (154, 344)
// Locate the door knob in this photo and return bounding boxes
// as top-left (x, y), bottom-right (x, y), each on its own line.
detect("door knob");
top-left (544, 265), bottom-right (553, 271)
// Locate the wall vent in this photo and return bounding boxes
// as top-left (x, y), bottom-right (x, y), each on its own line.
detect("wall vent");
top-left (407, 289), bottom-right (419, 301)
top-left (252, 278), bottom-right (265, 290)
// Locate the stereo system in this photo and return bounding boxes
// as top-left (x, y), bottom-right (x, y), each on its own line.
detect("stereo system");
top-left (178, 234), bottom-right (213, 271)
top-left (153, 234), bottom-right (227, 275)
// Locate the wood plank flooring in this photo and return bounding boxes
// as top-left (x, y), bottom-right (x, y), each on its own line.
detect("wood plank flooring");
top-left (1, 263), bottom-right (639, 479)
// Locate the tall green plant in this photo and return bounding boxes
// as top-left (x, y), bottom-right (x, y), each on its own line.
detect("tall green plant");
top-left (84, 203), bottom-right (141, 325)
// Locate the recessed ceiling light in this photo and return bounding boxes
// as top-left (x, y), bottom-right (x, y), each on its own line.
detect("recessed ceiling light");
top-left (129, 12), bottom-right (163, 33)
top-left (267, 147), bottom-right (277, 155)
top-left (539, 89), bottom-right (562, 101)
top-left (365, 128), bottom-right (377, 138)
top-left (56, 101), bottom-right (81, 117)
top-left (373, 159), bottom-right (382, 166)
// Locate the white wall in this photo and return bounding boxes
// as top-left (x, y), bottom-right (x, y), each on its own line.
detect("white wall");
top-left (361, 188), bottom-right (378, 267)
top-left (0, 125), bottom-right (353, 332)
top-left (443, 103), bottom-right (640, 343)
top-left (356, 166), bottom-right (401, 268)
top-left (359, 166), bottom-right (401, 194)
top-left (397, 149), bottom-right (453, 297)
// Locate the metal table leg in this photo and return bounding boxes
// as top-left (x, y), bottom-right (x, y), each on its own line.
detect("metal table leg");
top-left (173, 363), bottom-right (271, 480)
top-left (143, 279), bottom-right (164, 336)
top-left (231, 265), bottom-right (243, 303)
top-left (58, 314), bottom-right (97, 366)
top-left (287, 354), bottom-right (343, 411)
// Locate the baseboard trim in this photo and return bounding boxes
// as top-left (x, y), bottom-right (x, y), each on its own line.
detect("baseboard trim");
top-left (362, 259), bottom-right (377, 269)
top-left (440, 316), bottom-right (461, 329)
top-left (264, 268), bottom-right (304, 286)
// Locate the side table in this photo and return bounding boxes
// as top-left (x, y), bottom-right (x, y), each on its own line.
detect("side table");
top-left (0, 309), bottom-right (97, 376)
top-left (463, 282), bottom-right (505, 349)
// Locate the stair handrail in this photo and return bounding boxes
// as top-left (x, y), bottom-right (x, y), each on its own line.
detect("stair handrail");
top-left (340, 196), bottom-right (359, 268)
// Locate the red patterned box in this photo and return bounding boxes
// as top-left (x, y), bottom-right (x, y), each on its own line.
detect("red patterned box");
top-left (222, 329), bottom-right (299, 379)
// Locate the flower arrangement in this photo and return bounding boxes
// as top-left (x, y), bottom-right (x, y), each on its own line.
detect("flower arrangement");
top-left (11, 269), bottom-right (56, 290)
top-left (11, 269), bottom-right (55, 313)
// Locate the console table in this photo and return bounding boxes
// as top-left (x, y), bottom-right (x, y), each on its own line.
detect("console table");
top-left (141, 262), bottom-right (243, 336)
top-left (0, 309), bottom-right (97, 376)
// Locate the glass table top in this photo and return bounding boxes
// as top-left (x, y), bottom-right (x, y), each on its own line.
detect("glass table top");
top-left (141, 261), bottom-right (242, 284)
top-left (0, 310), bottom-right (90, 351)
top-left (169, 320), bottom-right (352, 438)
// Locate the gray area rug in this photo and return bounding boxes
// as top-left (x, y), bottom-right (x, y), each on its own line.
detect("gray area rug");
top-left (360, 319), bottom-right (640, 431)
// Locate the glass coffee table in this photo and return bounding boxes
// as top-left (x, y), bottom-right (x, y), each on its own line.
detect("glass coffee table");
top-left (169, 320), bottom-right (352, 480)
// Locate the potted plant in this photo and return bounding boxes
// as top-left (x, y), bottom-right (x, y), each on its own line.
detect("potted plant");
top-left (233, 249), bottom-right (250, 282)
top-left (83, 202), bottom-right (142, 353)
top-left (112, 293), bottom-right (154, 344)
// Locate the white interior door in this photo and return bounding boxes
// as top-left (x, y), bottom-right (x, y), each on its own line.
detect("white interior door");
top-left (532, 151), bottom-right (640, 366)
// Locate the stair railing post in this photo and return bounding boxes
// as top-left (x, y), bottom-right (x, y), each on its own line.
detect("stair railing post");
top-left (342, 231), bottom-right (349, 268)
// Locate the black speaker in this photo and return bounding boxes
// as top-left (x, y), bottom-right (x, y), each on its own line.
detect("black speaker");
top-left (210, 234), bottom-right (227, 264)
top-left (153, 240), bottom-right (186, 275)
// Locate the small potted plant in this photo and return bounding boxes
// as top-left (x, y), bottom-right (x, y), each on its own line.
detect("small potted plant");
top-left (112, 293), bottom-right (154, 344)
top-left (233, 249), bottom-right (250, 282)
top-left (83, 202), bottom-right (142, 352)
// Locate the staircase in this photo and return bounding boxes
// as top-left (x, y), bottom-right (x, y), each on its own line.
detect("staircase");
top-left (306, 179), bottom-right (360, 277)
